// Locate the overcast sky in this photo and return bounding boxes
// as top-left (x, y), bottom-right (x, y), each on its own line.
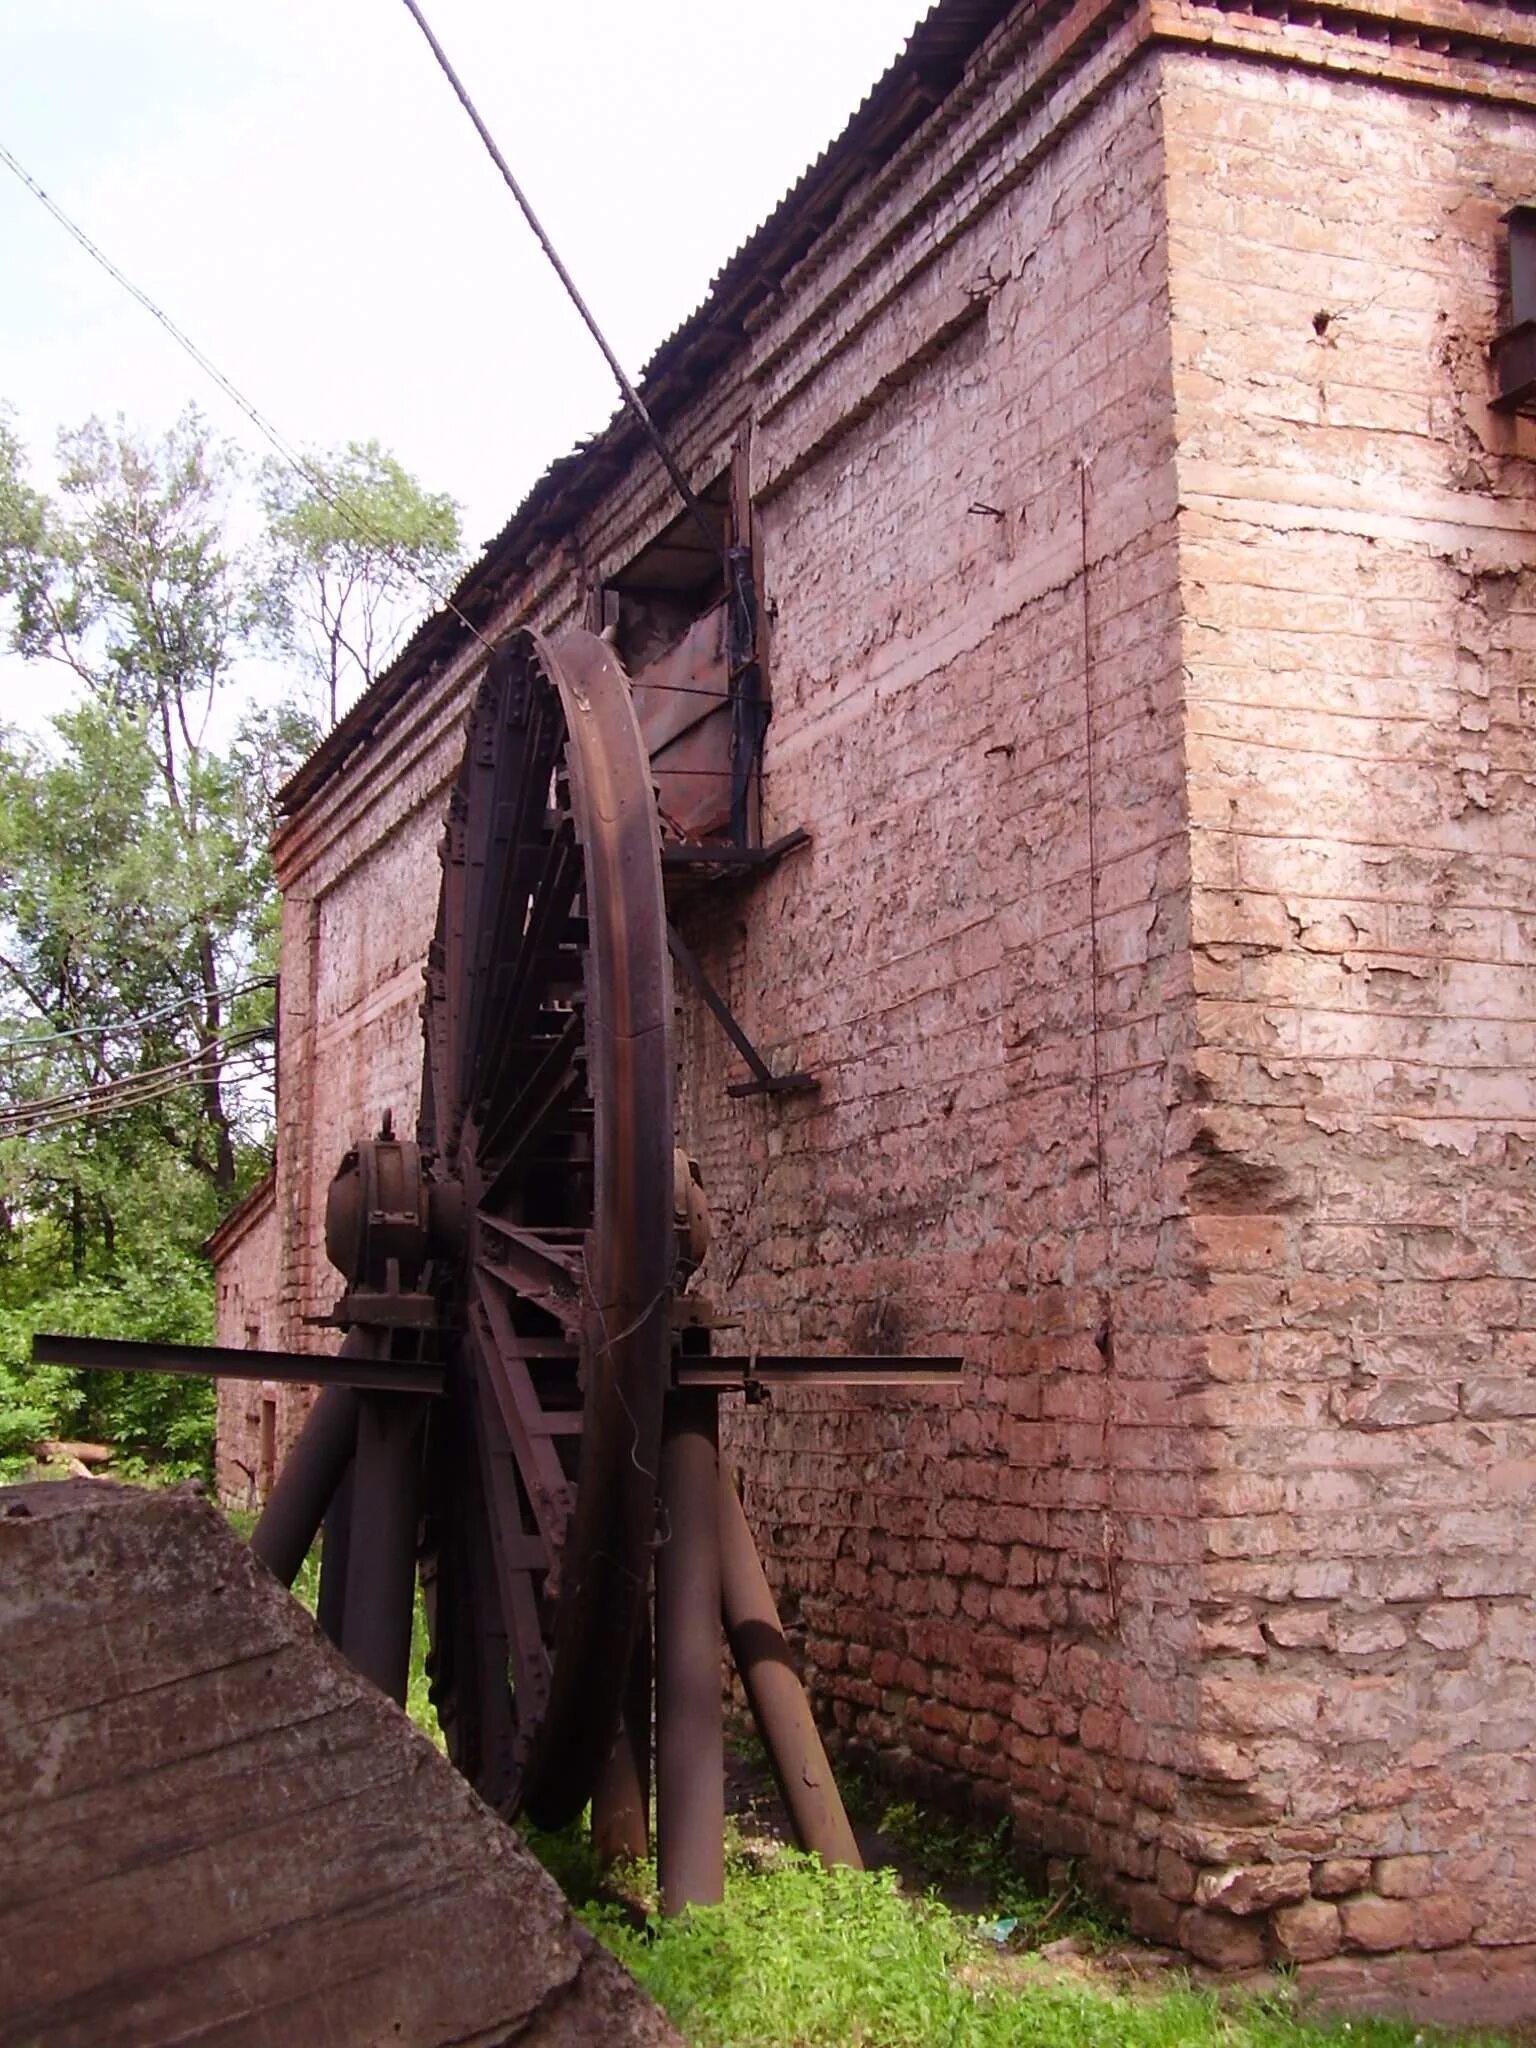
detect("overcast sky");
top-left (1, 0), bottom-right (927, 727)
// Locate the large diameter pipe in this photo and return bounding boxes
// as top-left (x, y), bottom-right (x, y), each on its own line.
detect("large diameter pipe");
top-left (340, 1392), bottom-right (427, 1706)
top-left (655, 1390), bottom-right (724, 1912)
top-left (720, 1474), bottom-right (862, 1872)
top-left (591, 1613), bottom-right (652, 1868)
top-left (249, 1384), bottom-right (360, 1586)
top-left (315, 1455), bottom-right (355, 1649)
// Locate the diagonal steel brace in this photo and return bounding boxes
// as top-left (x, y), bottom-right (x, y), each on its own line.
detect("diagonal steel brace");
top-left (665, 926), bottom-right (818, 1099)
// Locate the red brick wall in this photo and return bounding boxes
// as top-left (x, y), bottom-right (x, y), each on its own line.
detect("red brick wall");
top-left (1156, 38), bottom-right (1536, 2006)
top-left (215, 0), bottom-right (1536, 2012)
top-left (211, 1176), bottom-right (281, 1508)
top-left (682, 31), bottom-right (1198, 1935)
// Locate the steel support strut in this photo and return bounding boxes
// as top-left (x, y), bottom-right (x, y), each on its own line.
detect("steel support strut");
top-left (655, 1389), bottom-right (724, 1911)
top-left (339, 1392), bottom-right (428, 1705)
top-left (315, 1456), bottom-right (356, 1647)
top-left (720, 1472), bottom-right (861, 1870)
top-left (665, 925), bottom-right (816, 1100)
top-left (249, 1384), bottom-right (360, 1586)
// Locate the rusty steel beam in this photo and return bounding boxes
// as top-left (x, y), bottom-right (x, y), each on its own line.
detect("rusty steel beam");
top-left (32, 1331), bottom-right (443, 1396)
top-left (660, 828), bottom-right (810, 879)
top-left (665, 925), bottom-right (817, 1099)
top-left (675, 1356), bottom-right (962, 1389)
top-left (720, 1474), bottom-right (861, 1871)
top-left (249, 1384), bottom-right (360, 1587)
top-left (655, 1390), bottom-right (724, 1912)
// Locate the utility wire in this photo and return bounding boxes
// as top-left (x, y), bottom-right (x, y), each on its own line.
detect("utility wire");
top-left (397, 0), bottom-right (723, 562)
top-left (0, 138), bottom-right (497, 669)
top-left (2, 134), bottom-right (730, 700)
top-left (0, 1062), bottom-right (270, 1142)
top-left (1, 1032), bottom-right (272, 1130)
top-left (0, 1050), bottom-right (272, 1141)
top-left (0, 976), bottom-right (276, 1061)
top-left (0, 1027), bottom-right (272, 1137)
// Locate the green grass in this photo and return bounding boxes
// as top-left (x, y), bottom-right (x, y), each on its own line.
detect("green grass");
top-left (546, 1841), bottom-right (1508, 2048)
top-left (864, 1793), bottom-right (1115, 1949)
top-left (230, 1514), bottom-right (1512, 2048)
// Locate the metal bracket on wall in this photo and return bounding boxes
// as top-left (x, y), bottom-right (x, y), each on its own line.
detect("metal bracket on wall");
top-left (660, 827), bottom-right (811, 899)
top-left (665, 924), bottom-right (818, 1100)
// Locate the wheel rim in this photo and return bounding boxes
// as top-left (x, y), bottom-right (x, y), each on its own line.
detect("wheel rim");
top-left (418, 626), bottom-right (674, 1826)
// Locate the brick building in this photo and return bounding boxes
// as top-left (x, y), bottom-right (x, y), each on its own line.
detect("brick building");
top-left (217, 0), bottom-right (1536, 2015)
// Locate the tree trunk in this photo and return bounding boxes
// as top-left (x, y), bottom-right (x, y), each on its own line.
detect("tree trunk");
top-left (196, 928), bottom-right (237, 1202)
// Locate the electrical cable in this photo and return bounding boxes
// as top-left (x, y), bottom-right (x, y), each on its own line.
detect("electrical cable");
top-left (6, 1026), bottom-right (271, 1113)
top-left (2, 1039), bottom-right (269, 1117)
top-left (0, 1028), bottom-right (272, 1137)
top-left (0, 1056), bottom-right (272, 1140)
top-left (0, 976), bottom-right (276, 1061)
top-left (397, 0), bottom-right (724, 563)
top-left (1, 136), bottom-right (731, 702)
top-left (0, 138), bottom-right (497, 666)
top-left (0, 1062), bottom-right (270, 1140)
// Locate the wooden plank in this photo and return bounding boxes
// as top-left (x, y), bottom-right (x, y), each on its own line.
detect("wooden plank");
top-left (629, 598), bottom-right (730, 755)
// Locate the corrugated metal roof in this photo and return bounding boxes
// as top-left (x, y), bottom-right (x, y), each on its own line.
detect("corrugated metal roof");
top-left (278, 0), bottom-right (1022, 816)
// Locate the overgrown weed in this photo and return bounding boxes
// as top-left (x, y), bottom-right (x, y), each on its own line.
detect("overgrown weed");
top-left (542, 1839), bottom-right (1506, 2048)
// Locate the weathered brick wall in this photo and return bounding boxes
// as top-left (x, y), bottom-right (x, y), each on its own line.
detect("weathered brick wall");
top-left (277, 679), bottom-right (481, 1342)
top-left (1157, 34), bottom-right (1536, 2008)
top-left (680, 31), bottom-right (1200, 1935)
top-left (213, 0), bottom-right (1536, 2011)
top-left (215, 673), bottom-right (481, 1490)
top-left (211, 1175), bottom-right (281, 1507)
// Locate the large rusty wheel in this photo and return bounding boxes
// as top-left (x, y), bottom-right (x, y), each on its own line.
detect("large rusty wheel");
top-left (49, 613), bottom-right (911, 1913)
top-left (417, 627), bottom-right (674, 1827)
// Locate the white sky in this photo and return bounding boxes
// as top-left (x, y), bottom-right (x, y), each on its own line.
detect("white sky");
top-left (1, 0), bottom-right (927, 728)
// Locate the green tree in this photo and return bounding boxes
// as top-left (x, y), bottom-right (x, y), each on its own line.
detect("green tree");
top-left (0, 409), bottom-right (299, 1201)
top-left (260, 439), bottom-right (463, 724)
top-left (0, 406), bottom-right (315, 1470)
top-left (0, 409), bottom-right (459, 1474)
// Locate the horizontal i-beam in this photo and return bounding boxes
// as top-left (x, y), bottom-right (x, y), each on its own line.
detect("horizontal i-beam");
top-left (31, 1332), bottom-right (443, 1397)
top-left (675, 1356), bottom-right (961, 1389)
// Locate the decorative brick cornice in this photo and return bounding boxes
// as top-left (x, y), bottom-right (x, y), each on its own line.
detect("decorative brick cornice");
top-left (1152, 0), bottom-right (1536, 103)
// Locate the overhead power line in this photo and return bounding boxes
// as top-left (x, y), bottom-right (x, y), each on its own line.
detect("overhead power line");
top-left (1, 1026), bottom-right (271, 1122)
top-left (0, 1027), bottom-right (272, 1140)
top-left (2, 126), bottom-right (725, 701)
top-left (0, 138), bottom-right (497, 669)
top-left (1, 1069), bottom-right (271, 1142)
top-left (397, 0), bottom-right (723, 562)
top-left (0, 1050), bottom-right (273, 1142)
top-left (0, 976), bottom-right (276, 1062)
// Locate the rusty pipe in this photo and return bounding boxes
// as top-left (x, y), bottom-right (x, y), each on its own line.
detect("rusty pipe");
top-left (655, 1389), bottom-right (724, 1911)
top-left (592, 1610), bottom-right (652, 1868)
top-left (720, 1472), bottom-right (862, 1871)
top-left (249, 1383), bottom-right (360, 1586)
top-left (340, 1391), bottom-right (427, 1706)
